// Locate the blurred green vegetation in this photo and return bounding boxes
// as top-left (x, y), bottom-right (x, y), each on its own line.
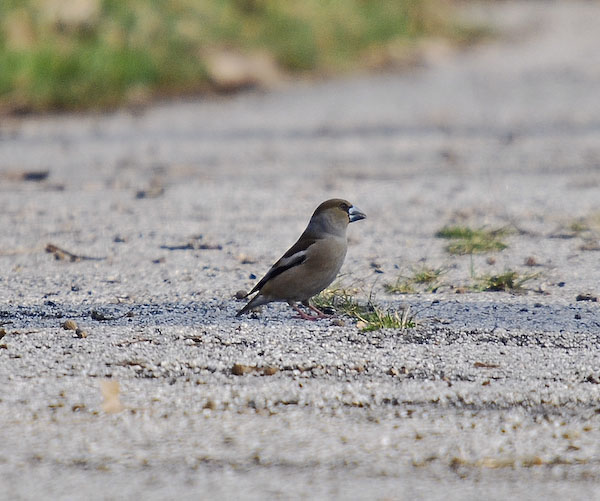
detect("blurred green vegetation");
top-left (0, 0), bottom-right (474, 112)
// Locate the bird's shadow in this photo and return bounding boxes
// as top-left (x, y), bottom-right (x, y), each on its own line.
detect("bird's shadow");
top-left (1, 299), bottom-right (241, 331)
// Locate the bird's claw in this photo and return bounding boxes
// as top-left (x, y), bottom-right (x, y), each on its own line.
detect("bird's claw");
top-left (291, 304), bottom-right (324, 320)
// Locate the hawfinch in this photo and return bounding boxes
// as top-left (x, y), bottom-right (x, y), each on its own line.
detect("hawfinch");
top-left (236, 198), bottom-right (366, 320)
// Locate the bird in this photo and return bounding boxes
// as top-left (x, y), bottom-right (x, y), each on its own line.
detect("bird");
top-left (236, 198), bottom-right (366, 319)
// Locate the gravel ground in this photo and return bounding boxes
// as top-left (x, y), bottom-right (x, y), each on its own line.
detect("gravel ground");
top-left (1, 1), bottom-right (600, 499)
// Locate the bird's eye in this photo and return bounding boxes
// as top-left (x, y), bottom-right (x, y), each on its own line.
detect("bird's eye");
top-left (339, 203), bottom-right (349, 211)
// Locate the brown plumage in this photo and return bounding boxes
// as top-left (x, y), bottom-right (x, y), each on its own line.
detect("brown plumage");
top-left (236, 198), bottom-right (366, 319)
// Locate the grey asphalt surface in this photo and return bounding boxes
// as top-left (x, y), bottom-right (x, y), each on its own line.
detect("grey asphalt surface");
top-left (1, 1), bottom-right (600, 499)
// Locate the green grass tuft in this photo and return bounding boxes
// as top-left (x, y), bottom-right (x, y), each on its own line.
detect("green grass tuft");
top-left (314, 286), bottom-right (415, 331)
top-left (385, 266), bottom-right (445, 294)
top-left (474, 270), bottom-right (538, 292)
top-left (384, 281), bottom-right (416, 294)
top-left (0, 0), bottom-right (477, 112)
top-left (313, 286), bottom-right (364, 317)
top-left (436, 226), bottom-right (509, 255)
top-left (413, 266), bottom-right (444, 285)
top-left (355, 306), bottom-right (416, 332)
top-left (569, 221), bottom-right (590, 234)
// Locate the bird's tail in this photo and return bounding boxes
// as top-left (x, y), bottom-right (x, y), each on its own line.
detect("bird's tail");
top-left (236, 294), bottom-right (268, 317)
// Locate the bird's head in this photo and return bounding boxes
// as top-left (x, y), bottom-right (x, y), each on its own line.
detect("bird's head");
top-left (309, 198), bottom-right (366, 236)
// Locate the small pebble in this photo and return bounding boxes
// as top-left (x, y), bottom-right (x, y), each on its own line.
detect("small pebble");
top-left (232, 363), bottom-right (254, 375)
top-left (576, 293), bottom-right (598, 302)
top-left (524, 256), bottom-right (537, 266)
top-left (237, 254), bottom-right (256, 264)
top-left (62, 320), bottom-right (78, 331)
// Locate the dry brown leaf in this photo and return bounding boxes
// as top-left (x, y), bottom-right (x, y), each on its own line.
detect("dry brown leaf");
top-left (101, 380), bottom-right (124, 414)
top-left (474, 361), bottom-right (500, 369)
top-left (232, 363), bottom-right (255, 376)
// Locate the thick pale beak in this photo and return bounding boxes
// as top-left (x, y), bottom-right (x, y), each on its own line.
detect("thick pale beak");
top-left (348, 205), bottom-right (366, 223)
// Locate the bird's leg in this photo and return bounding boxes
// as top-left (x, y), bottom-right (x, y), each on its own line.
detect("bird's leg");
top-left (289, 302), bottom-right (318, 321)
top-left (302, 300), bottom-right (332, 319)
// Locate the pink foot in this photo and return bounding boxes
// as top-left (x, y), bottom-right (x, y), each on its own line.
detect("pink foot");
top-left (306, 304), bottom-right (332, 319)
top-left (290, 303), bottom-right (319, 321)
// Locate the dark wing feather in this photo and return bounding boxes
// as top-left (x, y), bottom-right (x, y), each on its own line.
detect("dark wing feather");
top-left (247, 253), bottom-right (307, 295)
top-left (281, 234), bottom-right (317, 258)
top-left (246, 233), bottom-right (317, 296)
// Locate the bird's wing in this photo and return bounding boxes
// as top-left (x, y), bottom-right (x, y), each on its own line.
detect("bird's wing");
top-left (246, 235), bottom-right (317, 296)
